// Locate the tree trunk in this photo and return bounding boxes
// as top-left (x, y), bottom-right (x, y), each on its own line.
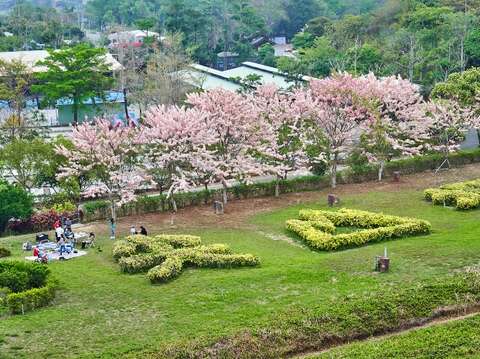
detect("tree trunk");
top-left (110, 199), bottom-right (116, 222)
top-left (204, 182), bottom-right (209, 205)
top-left (275, 176), bottom-right (281, 197)
top-left (378, 160), bottom-right (385, 182)
top-left (123, 88), bottom-right (130, 121)
top-left (171, 195), bottom-right (178, 213)
top-left (73, 99), bottom-right (79, 123)
top-left (331, 156), bottom-right (338, 189)
top-left (221, 179), bottom-right (228, 205)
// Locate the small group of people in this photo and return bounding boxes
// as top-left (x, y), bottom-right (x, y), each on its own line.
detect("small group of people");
top-left (130, 225), bottom-right (148, 236)
top-left (54, 217), bottom-right (74, 243)
top-left (109, 218), bottom-right (147, 240)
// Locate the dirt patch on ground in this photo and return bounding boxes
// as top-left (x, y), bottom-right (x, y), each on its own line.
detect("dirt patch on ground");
top-left (80, 164), bottom-right (480, 237)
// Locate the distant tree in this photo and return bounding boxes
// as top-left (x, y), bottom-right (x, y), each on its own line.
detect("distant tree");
top-left (257, 43), bottom-right (275, 66)
top-left (32, 44), bottom-right (114, 123)
top-left (57, 120), bottom-right (146, 220)
top-left (0, 138), bottom-right (51, 191)
top-left (140, 33), bottom-right (194, 107)
top-left (0, 181), bottom-right (33, 233)
top-left (431, 68), bottom-right (480, 108)
top-left (0, 59), bottom-right (34, 141)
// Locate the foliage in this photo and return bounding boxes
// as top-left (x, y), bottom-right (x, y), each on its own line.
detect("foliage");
top-left (75, 147), bottom-right (480, 223)
top-left (425, 179), bottom-right (480, 210)
top-left (113, 234), bottom-right (259, 283)
top-left (0, 181), bottom-right (33, 233)
top-left (32, 44), bottom-right (114, 122)
top-left (57, 120), bottom-right (147, 220)
top-left (0, 59), bottom-right (34, 142)
top-left (286, 208), bottom-right (431, 251)
top-left (431, 67), bottom-right (480, 107)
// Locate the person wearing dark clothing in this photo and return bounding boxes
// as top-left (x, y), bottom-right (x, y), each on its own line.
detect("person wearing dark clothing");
top-left (140, 226), bottom-right (148, 236)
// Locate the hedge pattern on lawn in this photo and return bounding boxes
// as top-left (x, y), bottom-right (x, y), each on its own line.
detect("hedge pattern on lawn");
top-left (0, 261), bottom-right (57, 314)
top-left (113, 235), bottom-right (259, 283)
top-left (286, 208), bottom-right (431, 251)
top-left (424, 179), bottom-right (480, 210)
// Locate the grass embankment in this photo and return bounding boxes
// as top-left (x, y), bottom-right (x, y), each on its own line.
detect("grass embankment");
top-left (1, 188), bottom-right (480, 358)
top-left (313, 313), bottom-right (480, 358)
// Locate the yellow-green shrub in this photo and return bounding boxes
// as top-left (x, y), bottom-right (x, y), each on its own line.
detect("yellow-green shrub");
top-left (286, 209), bottom-right (431, 251)
top-left (425, 179), bottom-right (480, 210)
top-left (114, 234), bottom-right (259, 283)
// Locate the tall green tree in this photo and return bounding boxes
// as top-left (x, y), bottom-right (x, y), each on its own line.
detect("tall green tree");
top-left (32, 44), bottom-right (114, 123)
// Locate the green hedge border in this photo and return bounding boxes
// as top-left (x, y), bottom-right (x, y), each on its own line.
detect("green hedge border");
top-left (5, 276), bottom-right (58, 314)
top-left (79, 148), bottom-right (480, 222)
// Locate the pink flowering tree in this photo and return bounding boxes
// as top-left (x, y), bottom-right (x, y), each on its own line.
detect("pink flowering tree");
top-left (141, 105), bottom-right (215, 211)
top-left (421, 100), bottom-right (479, 169)
top-left (357, 74), bottom-right (427, 181)
top-left (296, 73), bottom-right (375, 188)
top-left (250, 84), bottom-right (308, 197)
top-left (56, 120), bottom-right (146, 220)
top-left (187, 88), bottom-right (266, 204)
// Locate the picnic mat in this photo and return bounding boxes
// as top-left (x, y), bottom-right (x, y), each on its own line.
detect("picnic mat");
top-left (25, 250), bottom-right (87, 262)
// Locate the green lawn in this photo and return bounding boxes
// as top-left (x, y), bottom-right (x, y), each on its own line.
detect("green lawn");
top-left (314, 314), bottom-right (480, 358)
top-left (1, 188), bottom-right (480, 358)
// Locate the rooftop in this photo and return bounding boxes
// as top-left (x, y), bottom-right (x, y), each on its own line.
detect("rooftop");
top-left (0, 50), bottom-right (123, 73)
top-left (185, 62), bottom-right (313, 91)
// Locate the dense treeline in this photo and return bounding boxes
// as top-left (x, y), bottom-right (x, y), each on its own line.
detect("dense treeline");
top-left (280, 0), bottom-right (480, 92)
top-left (1, 0), bottom-right (480, 92)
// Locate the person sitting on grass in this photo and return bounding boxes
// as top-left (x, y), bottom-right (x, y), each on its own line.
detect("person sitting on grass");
top-left (82, 232), bottom-right (96, 249)
top-left (140, 226), bottom-right (147, 236)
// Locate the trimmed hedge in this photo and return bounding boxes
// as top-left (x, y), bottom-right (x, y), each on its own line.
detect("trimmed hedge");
top-left (162, 267), bottom-right (480, 358)
top-left (5, 276), bottom-right (57, 314)
top-left (78, 148), bottom-right (480, 223)
top-left (113, 234), bottom-right (259, 283)
top-left (286, 209), bottom-right (431, 251)
top-left (425, 179), bottom-right (480, 210)
top-left (0, 261), bottom-right (57, 314)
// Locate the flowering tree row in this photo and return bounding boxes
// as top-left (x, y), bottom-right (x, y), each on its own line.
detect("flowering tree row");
top-left (58, 73), bottom-right (479, 218)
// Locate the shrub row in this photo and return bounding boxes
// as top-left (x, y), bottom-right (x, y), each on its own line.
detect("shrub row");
top-left (0, 261), bottom-right (50, 292)
top-left (425, 179), bottom-right (480, 210)
top-left (287, 209), bottom-right (431, 251)
top-left (118, 244), bottom-right (234, 274)
top-left (6, 209), bottom-right (77, 234)
top-left (79, 148), bottom-right (480, 223)
top-left (114, 233), bottom-right (260, 283)
top-left (0, 261), bottom-right (57, 315)
top-left (119, 252), bottom-right (170, 274)
top-left (5, 276), bottom-right (57, 314)
top-left (147, 252), bottom-right (259, 284)
top-left (159, 268), bottom-right (480, 358)
top-left (147, 257), bottom-right (184, 283)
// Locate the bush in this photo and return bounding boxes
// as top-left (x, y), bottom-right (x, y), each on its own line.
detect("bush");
top-left (287, 209), bottom-right (431, 251)
top-left (153, 235), bottom-right (202, 248)
top-left (424, 179), bottom-right (480, 210)
top-left (147, 256), bottom-right (184, 283)
top-left (0, 247), bottom-right (11, 258)
top-left (0, 181), bottom-right (33, 233)
top-left (51, 201), bottom-right (76, 213)
top-left (0, 261), bottom-right (56, 314)
top-left (5, 276), bottom-right (57, 314)
top-left (114, 234), bottom-right (259, 283)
